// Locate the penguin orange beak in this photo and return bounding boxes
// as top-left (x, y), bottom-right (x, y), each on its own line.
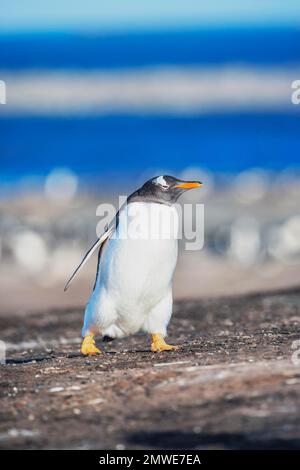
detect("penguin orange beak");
top-left (175, 181), bottom-right (202, 189)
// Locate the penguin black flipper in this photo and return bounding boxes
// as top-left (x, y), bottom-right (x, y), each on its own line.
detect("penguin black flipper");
top-left (64, 225), bottom-right (114, 291)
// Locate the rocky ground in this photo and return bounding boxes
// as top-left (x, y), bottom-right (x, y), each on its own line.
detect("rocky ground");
top-left (1, 288), bottom-right (300, 450)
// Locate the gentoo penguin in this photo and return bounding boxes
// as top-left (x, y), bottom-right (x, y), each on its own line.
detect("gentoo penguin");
top-left (65, 175), bottom-right (202, 355)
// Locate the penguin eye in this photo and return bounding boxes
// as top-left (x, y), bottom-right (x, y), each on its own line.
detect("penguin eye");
top-left (155, 176), bottom-right (169, 190)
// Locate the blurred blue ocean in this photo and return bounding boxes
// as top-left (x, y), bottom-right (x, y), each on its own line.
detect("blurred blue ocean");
top-left (1, 28), bottom-right (300, 69)
top-left (1, 113), bottom-right (300, 181)
top-left (1, 28), bottom-right (300, 184)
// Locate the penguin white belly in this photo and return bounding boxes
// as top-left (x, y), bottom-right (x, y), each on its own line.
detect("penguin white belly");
top-left (82, 202), bottom-right (178, 338)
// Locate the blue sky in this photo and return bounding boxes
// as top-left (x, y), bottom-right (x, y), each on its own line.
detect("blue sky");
top-left (1, 0), bottom-right (300, 32)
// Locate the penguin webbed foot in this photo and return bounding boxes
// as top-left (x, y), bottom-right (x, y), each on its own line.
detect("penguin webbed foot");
top-left (150, 333), bottom-right (179, 352)
top-left (81, 334), bottom-right (101, 355)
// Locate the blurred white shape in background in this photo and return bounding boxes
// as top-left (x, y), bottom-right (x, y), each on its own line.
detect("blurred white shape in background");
top-left (37, 244), bottom-right (83, 287)
top-left (12, 230), bottom-right (48, 273)
top-left (268, 215), bottom-right (300, 264)
top-left (45, 167), bottom-right (78, 205)
top-left (0, 80), bottom-right (5, 104)
top-left (229, 217), bottom-right (260, 267)
top-left (51, 245), bottom-right (82, 282)
top-left (180, 166), bottom-right (214, 200)
top-left (233, 168), bottom-right (268, 204)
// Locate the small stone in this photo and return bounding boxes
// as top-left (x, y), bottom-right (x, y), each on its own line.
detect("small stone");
top-left (116, 443), bottom-right (126, 450)
top-left (49, 386), bottom-right (64, 393)
top-left (193, 426), bottom-right (202, 434)
top-left (88, 398), bottom-right (105, 406)
top-left (285, 378), bottom-right (300, 385)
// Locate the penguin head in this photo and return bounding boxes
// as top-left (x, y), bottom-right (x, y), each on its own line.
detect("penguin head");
top-left (129, 175), bottom-right (202, 205)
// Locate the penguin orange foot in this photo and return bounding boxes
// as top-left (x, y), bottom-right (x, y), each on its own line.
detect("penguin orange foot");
top-left (150, 333), bottom-right (179, 352)
top-left (81, 334), bottom-right (101, 355)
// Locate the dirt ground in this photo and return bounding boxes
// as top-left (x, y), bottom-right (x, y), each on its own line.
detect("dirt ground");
top-left (1, 288), bottom-right (300, 450)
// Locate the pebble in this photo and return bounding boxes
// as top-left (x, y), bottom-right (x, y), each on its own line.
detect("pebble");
top-left (116, 443), bottom-right (126, 450)
top-left (154, 360), bottom-right (191, 367)
top-left (88, 398), bottom-right (105, 405)
top-left (49, 386), bottom-right (64, 393)
top-left (285, 378), bottom-right (300, 385)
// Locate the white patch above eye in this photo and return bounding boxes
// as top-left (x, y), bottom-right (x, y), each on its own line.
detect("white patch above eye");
top-left (155, 176), bottom-right (169, 188)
